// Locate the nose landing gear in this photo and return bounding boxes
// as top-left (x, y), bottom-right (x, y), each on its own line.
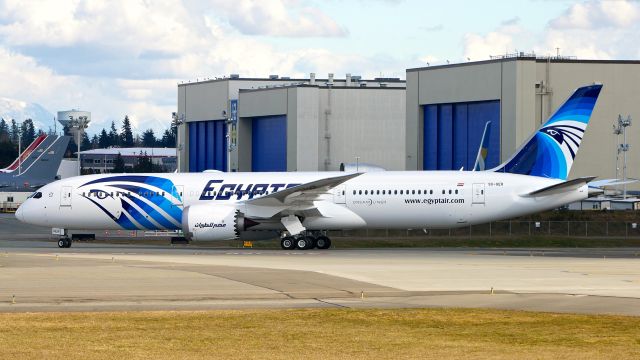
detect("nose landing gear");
top-left (57, 237), bottom-right (72, 248)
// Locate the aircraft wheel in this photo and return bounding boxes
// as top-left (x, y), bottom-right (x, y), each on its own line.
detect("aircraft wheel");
top-left (316, 236), bottom-right (331, 249)
top-left (304, 236), bottom-right (316, 250)
top-left (58, 238), bottom-right (71, 248)
top-left (295, 236), bottom-right (314, 250)
top-left (281, 236), bottom-right (295, 250)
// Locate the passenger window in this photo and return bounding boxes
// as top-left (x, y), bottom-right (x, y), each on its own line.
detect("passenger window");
top-left (412, 190), bottom-right (415, 195)
top-left (376, 190), bottom-right (380, 195)
top-left (394, 190), bottom-right (397, 195)
top-left (442, 190), bottom-right (445, 194)
top-left (455, 190), bottom-right (458, 194)
top-left (359, 190), bottom-right (362, 195)
top-left (353, 190), bottom-right (356, 195)
top-left (382, 190), bottom-right (385, 195)
top-left (365, 190), bottom-right (368, 195)
top-left (430, 190), bottom-right (433, 194)
top-left (448, 190), bottom-right (452, 194)
top-left (400, 190), bottom-right (403, 195)
top-left (418, 190), bottom-right (421, 194)
top-left (481, 190), bottom-right (484, 195)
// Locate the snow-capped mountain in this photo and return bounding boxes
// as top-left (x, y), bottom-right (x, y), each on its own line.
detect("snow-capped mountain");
top-left (0, 97), bottom-right (54, 131)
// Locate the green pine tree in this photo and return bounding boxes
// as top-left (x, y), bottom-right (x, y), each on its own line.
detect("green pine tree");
top-left (120, 116), bottom-right (134, 147)
top-left (112, 152), bottom-right (126, 173)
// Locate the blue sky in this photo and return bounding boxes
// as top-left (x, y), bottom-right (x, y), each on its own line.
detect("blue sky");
top-left (0, 0), bottom-right (638, 134)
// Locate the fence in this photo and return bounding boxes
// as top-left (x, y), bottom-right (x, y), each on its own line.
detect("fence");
top-left (330, 221), bottom-right (640, 238)
top-left (0, 202), bottom-right (20, 213)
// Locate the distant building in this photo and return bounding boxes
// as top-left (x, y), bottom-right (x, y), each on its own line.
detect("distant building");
top-left (78, 148), bottom-right (176, 173)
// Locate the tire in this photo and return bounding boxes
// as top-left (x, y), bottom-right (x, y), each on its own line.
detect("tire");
top-left (58, 239), bottom-right (66, 248)
top-left (66, 239), bottom-right (72, 248)
top-left (281, 237), bottom-right (295, 250)
top-left (303, 236), bottom-right (316, 250)
top-left (295, 237), bottom-right (307, 250)
top-left (316, 236), bottom-right (331, 249)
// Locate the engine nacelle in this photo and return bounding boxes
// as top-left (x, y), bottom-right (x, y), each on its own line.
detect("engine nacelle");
top-left (182, 204), bottom-right (239, 241)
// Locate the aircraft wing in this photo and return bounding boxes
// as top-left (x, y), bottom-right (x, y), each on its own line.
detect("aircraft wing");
top-left (241, 173), bottom-right (363, 230)
top-left (244, 172), bottom-right (361, 207)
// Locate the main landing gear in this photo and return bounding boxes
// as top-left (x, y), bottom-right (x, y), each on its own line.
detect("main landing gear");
top-left (57, 237), bottom-right (72, 248)
top-left (280, 234), bottom-right (331, 250)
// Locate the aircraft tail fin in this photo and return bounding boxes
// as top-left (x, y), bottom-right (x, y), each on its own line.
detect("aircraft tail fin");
top-left (473, 121), bottom-right (491, 171)
top-left (19, 135), bottom-right (71, 180)
top-left (0, 134), bottom-right (48, 173)
top-left (492, 84), bottom-right (603, 180)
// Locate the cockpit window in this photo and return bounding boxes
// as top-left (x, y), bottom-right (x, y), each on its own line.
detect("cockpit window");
top-left (32, 192), bottom-right (43, 199)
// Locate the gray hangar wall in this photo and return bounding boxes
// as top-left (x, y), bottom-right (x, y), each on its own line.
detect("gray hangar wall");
top-left (177, 78), bottom-right (311, 172)
top-left (406, 58), bottom-right (640, 188)
top-left (238, 85), bottom-right (406, 172)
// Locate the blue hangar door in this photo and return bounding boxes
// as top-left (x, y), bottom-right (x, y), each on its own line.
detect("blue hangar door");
top-left (252, 115), bottom-right (286, 172)
top-left (423, 100), bottom-right (500, 171)
top-left (188, 120), bottom-right (227, 172)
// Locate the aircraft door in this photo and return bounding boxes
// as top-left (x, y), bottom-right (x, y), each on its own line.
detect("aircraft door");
top-left (333, 185), bottom-right (346, 204)
top-left (472, 183), bottom-right (485, 204)
top-left (60, 186), bottom-right (72, 207)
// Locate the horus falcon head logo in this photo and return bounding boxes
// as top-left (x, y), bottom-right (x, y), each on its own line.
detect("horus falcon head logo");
top-left (540, 123), bottom-right (585, 160)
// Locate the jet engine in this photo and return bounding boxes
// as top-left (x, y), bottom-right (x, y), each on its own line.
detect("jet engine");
top-left (182, 204), bottom-right (240, 241)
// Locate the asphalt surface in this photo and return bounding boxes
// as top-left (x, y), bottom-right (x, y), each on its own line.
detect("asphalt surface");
top-left (1, 213), bottom-right (640, 315)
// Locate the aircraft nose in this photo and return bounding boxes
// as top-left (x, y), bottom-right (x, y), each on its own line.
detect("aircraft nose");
top-left (15, 204), bottom-right (24, 222)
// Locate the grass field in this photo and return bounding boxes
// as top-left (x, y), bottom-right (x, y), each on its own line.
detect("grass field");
top-left (1, 308), bottom-right (639, 359)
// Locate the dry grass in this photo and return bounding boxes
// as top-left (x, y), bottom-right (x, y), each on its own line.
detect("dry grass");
top-left (1, 308), bottom-right (639, 359)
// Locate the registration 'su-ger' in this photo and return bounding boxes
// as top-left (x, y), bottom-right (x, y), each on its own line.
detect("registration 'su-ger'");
top-left (16, 84), bottom-right (603, 249)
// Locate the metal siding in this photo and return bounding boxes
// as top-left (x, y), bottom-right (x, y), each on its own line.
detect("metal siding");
top-left (453, 104), bottom-right (468, 170)
top-left (188, 122), bottom-right (197, 172)
top-left (423, 105), bottom-right (438, 170)
top-left (437, 104), bottom-right (453, 170)
top-left (206, 121), bottom-right (215, 170)
top-left (214, 120), bottom-right (227, 171)
top-left (187, 120), bottom-right (227, 172)
top-left (468, 101), bottom-right (501, 169)
top-left (252, 115), bottom-right (287, 171)
top-left (197, 121), bottom-right (206, 172)
top-left (423, 100), bottom-right (500, 171)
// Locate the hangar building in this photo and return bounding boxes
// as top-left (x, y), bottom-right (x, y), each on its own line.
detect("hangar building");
top-left (177, 75), bottom-right (405, 172)
top-left (406, 55), bottom-right (640, 186)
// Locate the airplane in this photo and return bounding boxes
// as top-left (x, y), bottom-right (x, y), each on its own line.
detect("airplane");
top-left (0, 134), bottom-right (71, 191)
top-left (473, 121), bottom-right (491, 171)
top-left (16, 84), bottom-right (602, 249)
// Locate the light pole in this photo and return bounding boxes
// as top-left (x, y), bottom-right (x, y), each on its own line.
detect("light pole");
top-left (222, 110), bottom-right (231, 172)
top-left (71, 115), bottom-right (89, 176)
top-left (172, 112), bottom-right (184, 173)
top-left (616, 114), bottom-right (632, 199)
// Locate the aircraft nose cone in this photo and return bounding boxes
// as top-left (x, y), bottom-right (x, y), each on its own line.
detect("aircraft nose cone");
top-left (15, 205), bottom-right (24, 222)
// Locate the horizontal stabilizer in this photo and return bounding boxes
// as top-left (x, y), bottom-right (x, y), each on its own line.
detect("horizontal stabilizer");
top-left (589, 178), bottom-right (638, 188)
top-left (524, 176), bottom-right (596, 197)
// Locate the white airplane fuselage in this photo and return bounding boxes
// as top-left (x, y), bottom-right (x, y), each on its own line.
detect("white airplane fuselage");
top-left (16, 170), bottom-right (587, 232)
